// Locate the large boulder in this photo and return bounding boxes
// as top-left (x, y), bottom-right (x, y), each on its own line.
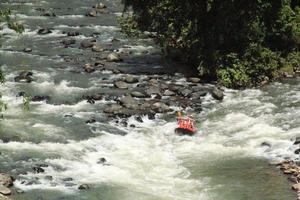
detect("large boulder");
top-left (92, 44), bottom-right (104, 52)
top-left (107, 53), bottom-right (122, 62)
top-left (81, 38), bottom-right (96, 48)
top-left (114, 81), bottom-right (128, 89)
top-left (0, 173), bottom-right (13, 187)
top-left (211, 88), bottom-right (224, 100)
top-left (0, 186), bottom-right (11, 196)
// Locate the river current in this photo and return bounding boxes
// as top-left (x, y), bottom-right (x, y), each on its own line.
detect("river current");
top-left (0, 0), bottom-right (299, 200)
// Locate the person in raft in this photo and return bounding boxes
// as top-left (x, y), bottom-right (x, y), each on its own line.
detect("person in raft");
top-left (175, 111), bottom-right (197, 135)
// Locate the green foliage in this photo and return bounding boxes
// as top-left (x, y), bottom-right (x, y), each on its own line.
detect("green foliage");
top-left (117, 15), bottom-right (142, 37)
top-left (0, 9), bottom-right (24, 34)
top-left (122, 0), bottom-right (300, 88)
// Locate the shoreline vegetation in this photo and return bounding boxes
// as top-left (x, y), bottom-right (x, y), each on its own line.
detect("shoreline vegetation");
top-left (120, 0), bottom-right (300, 88)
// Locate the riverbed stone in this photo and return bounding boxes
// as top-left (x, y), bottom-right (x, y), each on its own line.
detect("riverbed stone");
top-left (294, 137), bottom-right (300, 145)
top-left (103, 104), bottom-right (123, 114)
top-left (114, 81), bottom-right (128, 89)
top-left (14, 71), bottom-right (33, 83)
top-left (293, 183), bottom-right (300, 191)
top-left (92, 44), bottom-right (103, 52)
top-left (81, 38), bottom-right (96, 48)
top-left (37, 28), bottom-right (52, 35)
top-left (119, 95), bottom-right (137, 108)
top-left (94, 3), bottom-right (107, 9)
top-left (86, 9), bottom-right (97, 17)
top-left (211, 87), bottom-right (224, 100)
top-left (62, 39), bottom-right (76, 46)
top-left (187, 77), bottom-right (201, 83)
top-left (124, 75), bottom-right (138, 83)
top-left (31, 95), bottom-right (50, 102)
top-left (23, 48), bottom-right (32, 53)
top-left (107, 53), bottom-right (122, 62)
top-left (151, 102), bottom-right (172, 113)
top-left (84, 63), bottom-right (95, 73)
top-left (78, 184), bottom-right (90, 190)
top-left (0, 186), bottom-right (11, 196)
top-left (163, 90), bottom-right (176, 96)
top-left (0, 174), bottom-right (13, 187)
top-left (146, 86), bottom-right (161, 96)
top-left (131, 91), bottom-right (147, 98)
top-left (67, 31), bottom-right (80, 36)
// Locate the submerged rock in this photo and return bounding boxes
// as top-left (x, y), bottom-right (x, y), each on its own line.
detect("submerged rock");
top-left (86, 9), bottom-right (97, 17)
top-left (14, 71), bottom-right (33, 83)
top-left (23, 48), bottom-right (32, 53)
top-left (31, 95), bottom-right (50, 102)
top-left (131, 91), bottom-right (147, 98)
top-left (78, 184), bottom-right (90, 190)
top-left (67, 31), bottom-right (80, 36)
top-left (92, 44), bottom-right (103, 52)
top-left (62, 39), bottom-right (76, 46)
top-left (37, 28), bottom-right (52, 35)
top-left (84, 63), bottom-right (95, 73)
top-left (294, 137), bottom-right (300, 145)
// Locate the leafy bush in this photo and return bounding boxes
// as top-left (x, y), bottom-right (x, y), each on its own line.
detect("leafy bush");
top-left (122, 0), bottom-right (300, 88)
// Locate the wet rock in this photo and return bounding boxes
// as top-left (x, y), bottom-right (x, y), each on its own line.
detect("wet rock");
top-left (94, 3), bottom-right (107, 9)
top-left (23, 48), bottom-right (32, 53)
top-left (67, 31), bottom-right (80, 36)
top-left (62, 39), bottom-right (76, 46)
top-left (135, 116), bottom-right (143, 123)
top-left (14, 71), bottom-right (33, 83)
top-left (97, 157), bottom-right (107, 164)
top-left (86, 117), bottom-right (96, 124)
top-left (86, 9), bottom-right (97, 17)
top-left (45, 176), bottom-right (53, 181)
top-left (261, 142), bottom-right (271, 148)
top-left (148, 113), bottom-right (156, 120)
top-left (293, 183), bottom-right (300, 191)
top-left (84, 63), bottom-right (95, 73)
top-left (179, 88), bottom-right (193, 98)
top-left (131, 91), bottom-right (147, 98)
top-left (288, 176), bottom-right (298, 183)
top-left (41, 12), bottom-right (56, 17)
top-left (151, 102), bottom-right (172, 113)
top-left (31, 95), bottom-right (50, 102)
top-left (295, 149), bottom-right (300, 154)
top-left (130, 124), bottom-right (136, 128)
top-left (62, 177), bottom-right (73, 182)
top-left (120, 119), bottom-right (128, 127)
top-left (211, 88), bottom-right (224, 101)
top-left (83, 93), bottom-right (103, 102)
top-left (119, 95), bottom-right (137, 109)
top-left (16, 189), bottom-right (24, 194)
top-left (188, 77), bottom-right (201, 83)
top-left (114, 81), bottom-right (128, 89)
top-left (92, 44), bottom-right (103, 52)
top-left (103, 104), bottom-right (123, 114)
top-left (0, 186), bottom-right (11, 195)
top-left (0, 173), bottom-right (13, 187)
top-left (107, 53), bottom-right (122, 62)
top-left (294, 137), bottom-right (300, 145)
top-left (16, 91), bottom-right (26, 97)
top-left (37, 28), bottom-right (52, 35)
top-left (148, 79), bottom-right (159, 86)
top-left (163, 90), bottom-right (176, 96)
top-left (78, 184), bottom-right (90, 190)
top-left (32, 166), bottom-right (45, 174)
top-left (146, 86), bottom-right (161, 96)
top-left (81, 38), bottom-right (96, 48)
top-left (124, 75), bottom-right (138, 84)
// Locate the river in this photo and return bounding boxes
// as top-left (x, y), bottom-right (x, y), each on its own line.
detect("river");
top-left (0, 0), bottom-right (299, 200)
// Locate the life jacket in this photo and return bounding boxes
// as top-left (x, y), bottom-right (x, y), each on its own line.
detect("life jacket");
top-left (177, 117), bottom-right (196, 132)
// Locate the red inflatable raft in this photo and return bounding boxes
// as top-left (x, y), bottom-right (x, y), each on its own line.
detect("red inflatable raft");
top-left (175, 116), bottom-right (197, 136)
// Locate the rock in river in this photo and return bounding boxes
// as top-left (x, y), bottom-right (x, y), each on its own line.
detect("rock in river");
top-left (78, 184), bottom-right (90, 190)
top-left (152, 102), bottom-right (172, 113)
top-left (0, 173), bottom-right (13, 187)
top-left (14, 71), bottom-right (33, 83)
top-left (211, 87), bottom-right (224, 100)
top-left (37, 28), bottom-right (52, 35)
top-left (124, 75), bottom-right (138, 83)
top-left (107, 53), bottom-right (122, 62)
top-left (81, 38), bottom-right (96, 48)
top-left (0, 186), bottom-right (11, 196)
top-left (114, 81), bottom-right (128, 89)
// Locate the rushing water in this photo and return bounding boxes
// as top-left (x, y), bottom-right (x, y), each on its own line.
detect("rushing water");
top-left (0, 0), bottom-right (299, 200)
